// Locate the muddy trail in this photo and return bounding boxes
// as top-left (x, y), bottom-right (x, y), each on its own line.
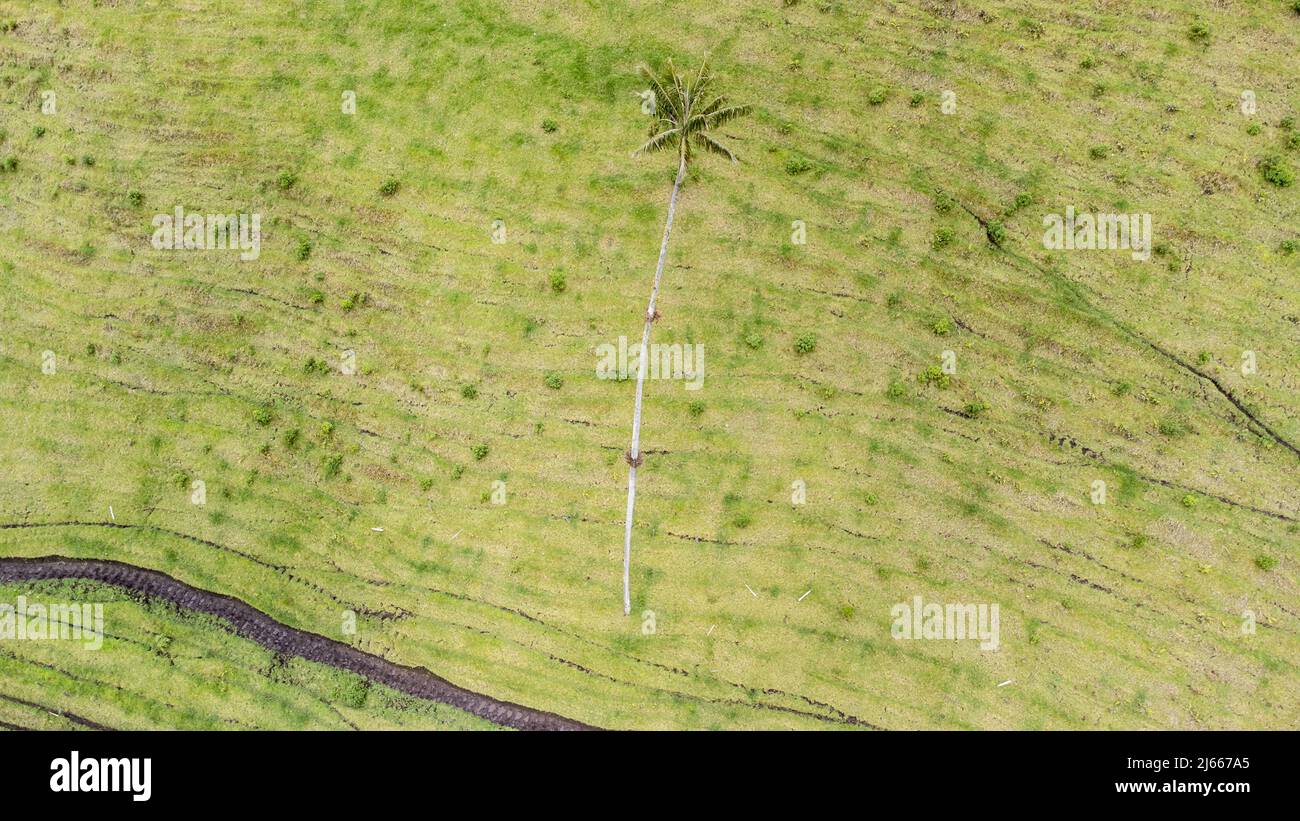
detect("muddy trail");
top-left (0, 556), bottom-right (594, 731)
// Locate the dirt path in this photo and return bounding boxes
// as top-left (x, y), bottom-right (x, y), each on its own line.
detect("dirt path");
top-left (0, 556), bottom-right (595, 731)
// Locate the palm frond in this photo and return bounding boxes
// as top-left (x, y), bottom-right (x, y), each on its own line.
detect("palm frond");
top-left (691, 131), bottom-right (739, 163)
top-left (632, 127), bottom-right (681, 156)
top-left (703, 103), bottom-right (751, 130)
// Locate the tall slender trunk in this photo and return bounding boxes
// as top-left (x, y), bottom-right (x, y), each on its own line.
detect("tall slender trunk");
top-left (623, 145), bottom-right (688, 615)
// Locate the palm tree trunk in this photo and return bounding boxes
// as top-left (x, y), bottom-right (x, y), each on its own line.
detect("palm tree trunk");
top-left (623, 146), bottom-right (688, 615)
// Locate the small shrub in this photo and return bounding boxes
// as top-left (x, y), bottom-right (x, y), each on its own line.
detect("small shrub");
top-left (541, 118), bottom-right (558, 133)
top-left (1187, 21), bottom-right (1211, 43)
top-left (295, 238), bottom-right (312, 261)
top-left (908, 92), bottom-right (924, 108)
top-left (1259, 155), bottom-right (1295, 187)
top-left (471, 443), bottom-right (489, 461)
top-left (1255, 554), bottom-right (1277, 571)
top-left (784, 156), bottom-right (813, 175)
top-left (81, 154), bottom-right (95, 166)
top-left (794, 332), bottom-right (817, 354)
top-left (378, 177), bottom-right (400, 196)
top-left (1079, 56), bottom-right (1096, 69)
top-left (933, 191), bottom-right (955, 213)
top-left (544, 371), bottom-right (564, 389)
top-left (931, 317), bottom-right (953, 336)
top-left (1012, 192), bottom-right (1033, 210)
top-left (275, 170), bottom-right (298, 191)
top-left (1280, 239), bottom-right (1298, 255)
top-left (1129, 533), bottom-right (1148, 550)
top-left (687, 400), bottom-right (705, 417)
top-left (126, 190), bottom-right (144, 207)
top-left (32, 125), bottom-right (45, 138)
top-left (1112, 381), bottom-right (1132, 397)
top-left (319, 421), bottom-right (334, 438)
top-left (985, 220), bottom-right (1006, 246)
top-left (886, 380), bottom-right (906, 399)
top-left (549, 271), bottom-right (566, 293)
top-left (1246, 122), bottom-right (1262, 136)
top-left (341, 291), bottom-right (366, 311)
top-left (1281, 115), bottom-right (1296, 130)
top-left (253, 407), bottom-right (273, 427)
top-left (1158, 416), bottom-right (1188, 437)
top-left (867, 86), bottom-right (888, 106)
top-left (886, 291), bottom-right (904, 309)
top-left (303, 356), bottom-right (330, 375)
top-left (917, 364), bottom-right (951, 389)
top-left (964, 401), bottom-right (987, 417)
top-left (932, 227), bottom-right (955, 250)
top-left (839, 605), bottom-right (855, 620)
top-left (1181, 494), bottom-right (1196, 508)
top-left (0, 155), bottom-right (17, 172)
top-left (282, 428), bottom-right (300, 449)
top-left (1089, 145), bottom-right (1109, 160)
top-left (460, 384), bottom-right (478, 399)
top-left (321, 453), bottom-right (343, 479)
top-left (742, 329), bottom-right (763, 349)
top-left (1288, 132), bottom-right (1300, 151)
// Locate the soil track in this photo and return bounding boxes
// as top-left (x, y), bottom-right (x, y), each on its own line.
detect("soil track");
top-left (0, 556), bottom-right (594, 731)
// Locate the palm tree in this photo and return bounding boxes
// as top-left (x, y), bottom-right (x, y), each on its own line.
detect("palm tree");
top-left (621, 58), bottom-right (750, 614)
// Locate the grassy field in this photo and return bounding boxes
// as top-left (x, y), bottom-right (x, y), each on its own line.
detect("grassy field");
top-left (0, 0), bottom-right (1297, 729)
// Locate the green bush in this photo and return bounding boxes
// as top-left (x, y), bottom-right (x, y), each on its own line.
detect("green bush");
top-left (1255, 554), bottom-right (1277, 571)
top-left (985, 220), bottom-right (1006, 246)
top-left (1280, 239), bottom-right (1298, 255)
top-left (378, 177), bottom-right (400, 196)
top-left (544, 371), bottom-right (564, 389)
top-left (549, 271), bottom-right (566, 293)
top-left (867, 86), bottom-right (888, 106)
top-left (253, 407), bottom-right (273, 427)
top-left (0, 155), bottom-right (17, 172)
top-left (471, 443), bottom-right (489, 461)
top-left (886, 380), bottom-right (906, 399)
top-left (127, 190), bottom-right (144, 207)
top-left (931, 317), bottom-right (952, 335)
top-left (933, 191), bottom-right (955, 213)
top-left (295, 238), bottom-right (312, 261)
top-left (321, 453), bottom-right (343, 478)
top-left (541, 117), bottom-right (558, 133)
top-left (784, 156), bottom-right (813, 175)
top-left (1089, 145), bottom-right (1109, 160)
top-left (917, 364), bottom-right (950, 389)
top-left (1187, 21), bottom-right (1211, 43)
top-left (794, 332), bottom-right (817, 354)
top-left (687, 400), bottom-right (705, 417)
top-left (275, 170), bottom-right (298, 191)
top-left (32, 125), bottom-right (45, 138)
top-left (932, 227), bottom-right (955, 250)
top-left (460, 383), bottom-right (478, 399)
top-left (1259, 155), bottom-right (1295, 187)
top-left (1158, 416), bottom-right (1188, 437)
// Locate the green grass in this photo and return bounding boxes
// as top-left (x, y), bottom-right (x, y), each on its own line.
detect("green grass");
top-left (0, 0), bottom-right (1296, 729)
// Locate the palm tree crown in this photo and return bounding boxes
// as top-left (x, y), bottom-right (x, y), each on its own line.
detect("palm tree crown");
top-left (633, 58), bottom-right (751, 163)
